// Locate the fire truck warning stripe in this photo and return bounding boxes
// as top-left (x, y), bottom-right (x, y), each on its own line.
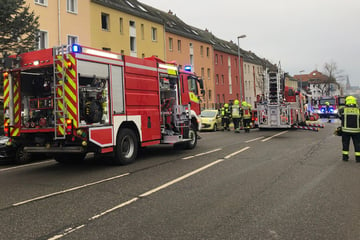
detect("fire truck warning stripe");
top-left (66, 74), bottom-right (77, 90)
top-left (65, 83), bottom-right (76, 103)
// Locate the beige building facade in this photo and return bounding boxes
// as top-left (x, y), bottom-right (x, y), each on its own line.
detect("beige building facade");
top-left (26, 0), bottom-right (91, 48)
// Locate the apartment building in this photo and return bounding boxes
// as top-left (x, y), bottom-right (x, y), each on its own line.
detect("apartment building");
top-left (26, 0), bottom-right (91, 48)
top-left (27, 0), bottom-right (165, 59)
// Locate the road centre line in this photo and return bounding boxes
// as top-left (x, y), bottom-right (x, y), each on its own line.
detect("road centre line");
top-left (224, 146), bottom-right (250, 159)
top-left (13, 173), bottom-right (130, 207)
top-left (48, 159), bottom-right (224, 240)
top-left (182, 148), bottom-right (222, 160)
top-left (0, 160), bottom-right (54, 172)
top-left (261, 131), bottom-right (288, 142)
top-left (245, 136), bottom-right (265, 143)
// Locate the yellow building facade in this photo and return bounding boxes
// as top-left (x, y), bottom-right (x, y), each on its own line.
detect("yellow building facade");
top-left (90, 1), bottom-right (165, 59)
top-left (27, 0), bottom-right (165, 59)
top-left (26, 0), bottom-right (91, 47)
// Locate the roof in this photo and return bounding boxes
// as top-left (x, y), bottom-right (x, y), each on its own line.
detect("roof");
top-left (138, 1), bottom-right (210, 43)
top-left (294, 70), bottom-right (330, 83)
top-left (91, 0), bottom-right (163, 24)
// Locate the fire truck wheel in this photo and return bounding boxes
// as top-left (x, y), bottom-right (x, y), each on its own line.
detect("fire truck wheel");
top-left (15, 146), bottom-right (31, 164)
top-left (185, 126), bottom-right (197, 149)
top-left (114, 128), bottom-right (138, 165)
top-left (54, 153), bottom-right (86, 164)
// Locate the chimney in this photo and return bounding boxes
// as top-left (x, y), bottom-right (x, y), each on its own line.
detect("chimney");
top-left (168, 10), bottom-right (173, 15)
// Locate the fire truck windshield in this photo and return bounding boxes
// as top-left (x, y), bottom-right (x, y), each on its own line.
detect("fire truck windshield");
top-left (319, 98), bottom-right (336, 105)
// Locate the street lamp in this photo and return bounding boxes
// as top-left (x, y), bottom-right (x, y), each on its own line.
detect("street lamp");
top-left (237, 35), bottom-right (246, 102)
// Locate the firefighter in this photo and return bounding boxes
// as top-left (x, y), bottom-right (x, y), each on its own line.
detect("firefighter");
top-left (231, 99), bottom-right (242, 133)
top-left (221, 103), bottom-right (231, 131)
top-left (338, 96), bottom-right (360, 162)
top-left (325, 101), bottom-right (330, 118)
top-left (242, 101), bottom-right (251, 132)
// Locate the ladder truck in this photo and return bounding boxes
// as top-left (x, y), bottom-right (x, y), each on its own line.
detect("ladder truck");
top-left (257, 68), bottom-right (306, 129)
top-left (2, 44), bottom-right (203, 164)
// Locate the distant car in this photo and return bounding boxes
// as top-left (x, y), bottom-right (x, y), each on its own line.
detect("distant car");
top-left (200, 109), bottom-right (223, 131)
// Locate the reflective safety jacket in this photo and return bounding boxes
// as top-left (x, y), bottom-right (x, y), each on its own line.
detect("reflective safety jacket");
top-left (340, 106), bottom-right (360, 133)
top-left (242, 106), bottom-right (251, 119)
top-left (231, 104), bottom-right (241, 118)
top-left (221, 107), bottom-right (230, 118)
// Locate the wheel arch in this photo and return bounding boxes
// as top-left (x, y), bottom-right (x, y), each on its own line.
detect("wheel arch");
top-left (117, 121), bottom-right (141, 146)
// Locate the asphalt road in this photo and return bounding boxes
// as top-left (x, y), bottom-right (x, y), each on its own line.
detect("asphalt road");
top-left (1, 119), bottom-right (359, 240)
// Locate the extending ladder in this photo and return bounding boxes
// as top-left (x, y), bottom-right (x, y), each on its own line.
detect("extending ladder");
top-left (52, 45), bottom-right (69, 140)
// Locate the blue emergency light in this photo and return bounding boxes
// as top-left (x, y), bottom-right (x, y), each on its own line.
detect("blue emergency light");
top-left (184, 64), bottom-right (192, 72)
top-left (71, 44), bottom-right (82, 53)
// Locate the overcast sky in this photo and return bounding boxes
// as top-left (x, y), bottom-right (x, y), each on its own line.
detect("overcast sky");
top-left (140, 0), bottom-right (360, 86)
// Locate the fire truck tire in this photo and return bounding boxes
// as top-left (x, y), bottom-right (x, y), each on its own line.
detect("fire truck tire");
top-left (15, 146), bottom-right (31, 164)
top-left (54, 153), bottom-right (86, 164)
top-left (185, 126), bottom-right (197, 149)
top-left (114, 128), bottom-right (138, 165)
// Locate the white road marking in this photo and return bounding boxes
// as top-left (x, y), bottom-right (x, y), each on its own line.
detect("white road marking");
top-left (48, 224), bottom-right (86, 240)
top-left (13, 173), bottom-right (130, 206)
top-left (140, 159), bottom-right (224, 197)
top-left (182, 148), bottom-right (222, 160)
top-left (224, 147), bottom-right (250, 159)
top-left (0, 160), bottom-right (54, 172)
top-left (261, 131), bottom-right (288, 142)
top-left (48, 159), bottom-right (224, 240)
top-left (245, 136), bottom-right (265, 143)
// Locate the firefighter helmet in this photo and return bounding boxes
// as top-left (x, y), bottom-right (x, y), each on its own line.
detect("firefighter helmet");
top-left (242, 101), bottom-right (247, 107)
top-left (345, 96), bottom-right (357, 106)
top-left (234, 99), bottom-right (239, 105)
top-left (224, 103), bottom-right (229, 108)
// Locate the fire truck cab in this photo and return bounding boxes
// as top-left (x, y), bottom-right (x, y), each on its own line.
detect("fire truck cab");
top-left (315, 96), bottom-right (339, 118)
top-left (3, 44), bottom-right (203, 164)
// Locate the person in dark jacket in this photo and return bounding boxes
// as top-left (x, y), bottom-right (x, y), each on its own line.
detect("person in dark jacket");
top-left (220, 103), bottom-right (231, 131)
top-left (338, 96), bottom-right (360, 162)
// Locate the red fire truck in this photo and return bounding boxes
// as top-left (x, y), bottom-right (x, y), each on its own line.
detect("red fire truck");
top-left (2, 44), bottom-right (204, 164)
top-left (256, 69), bottom-right (306, 129)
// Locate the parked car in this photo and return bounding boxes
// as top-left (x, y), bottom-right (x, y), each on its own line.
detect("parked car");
top-left (200, 109), bottom-right (223, 131)
top-left (0, 135), bottom-right (16, 162)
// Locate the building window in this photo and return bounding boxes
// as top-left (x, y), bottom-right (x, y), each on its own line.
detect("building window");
top-left (177, 40), bottom-right (181, 52)
top-left (67, 35), bottom-right (78, 45)
top-left (67, 0), bottom-right (77, 13)
top-left (206, 47), bottom-right (210, 57)
top-left (216, 74), bottom-right (219, 85)
top-left (201, 67), bottom-right (205, 79)
top-left (221, 75), bottom-right (224, 85)
top-left (169, 37), bottom-right (173, 51)
top-left (141, 24), bottom-right (144, 40)
top-left (119, 18), bottom-right (123, 34)
top-left (215, 54), bottom-right (218, 64)
top-left (151, 27), bottom-right (157, 41)
top-left (101, 13), bottom-right (110, 31)
top-left (200, 45), bottom-right (203, 57)
top-left (208, 89), bottom-right (212, 101)
top-left (37, 30), bottom-right (48, 49)
top-left (130, 36), bottom-right (136, 52)
top-left (207, 68), bottom-right (210, 80)
top-left (190, 54), bottom-right (194, 66)
top-left (35, 0), bottom-right (47, 6)
top-left (220, 55), bottom-right (223, 64)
